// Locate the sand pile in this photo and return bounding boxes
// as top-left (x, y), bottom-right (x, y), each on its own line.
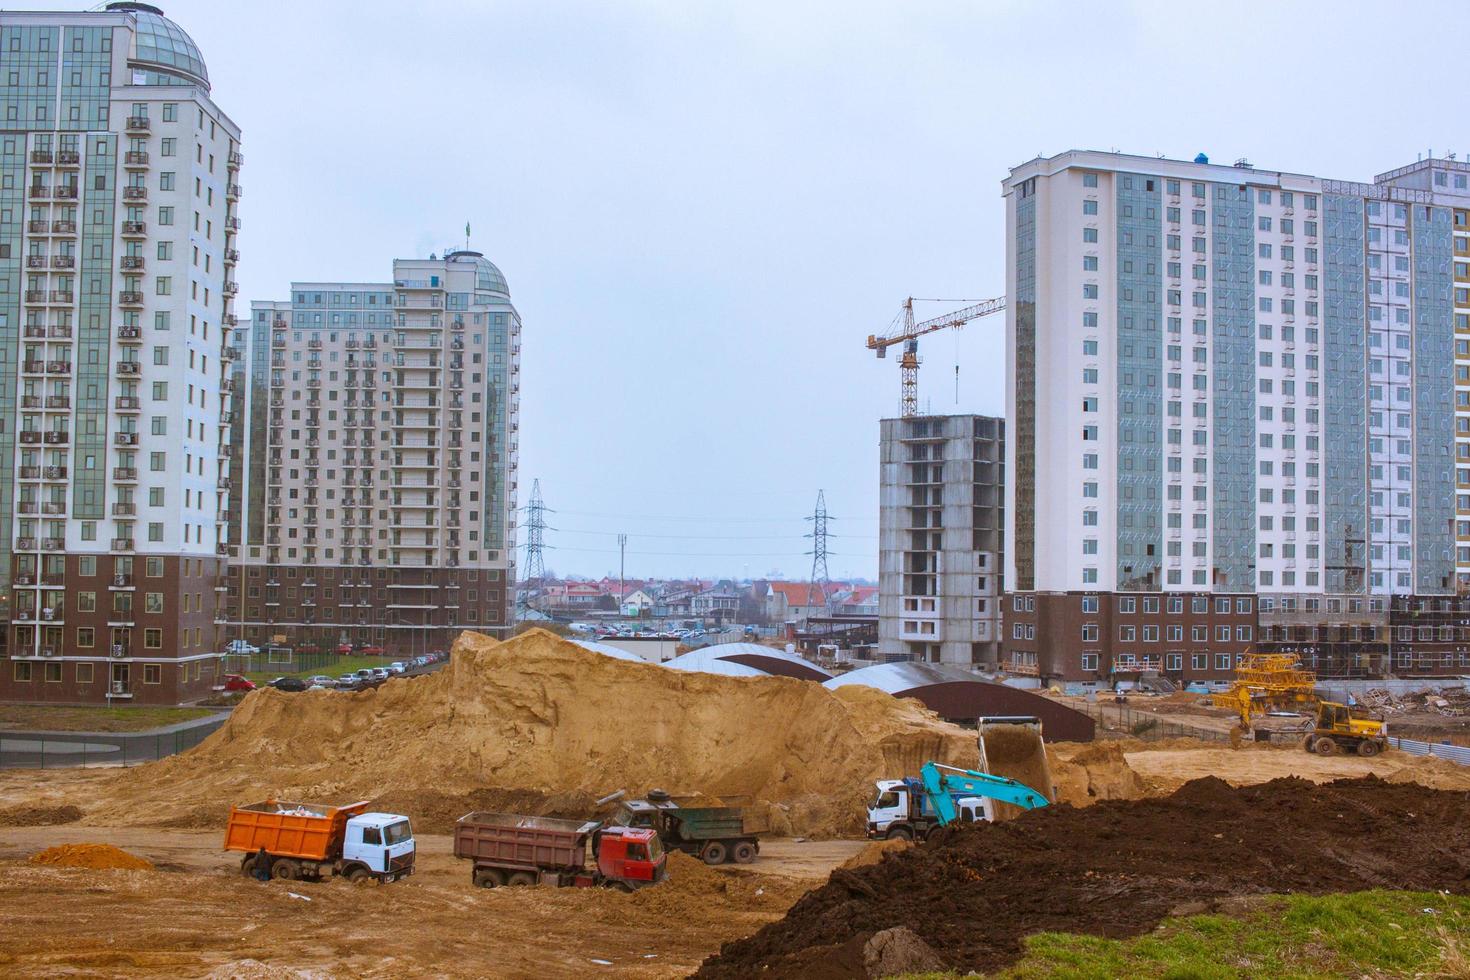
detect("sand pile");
top-left (29, 843), bottom-right (153, 871)
top-left (1049, 740), bottom-right (1149, 804)
top-left (85, 630), bottom-right (975, 837)
top-left (838, 838), bottom-right (911, 870)
top-left (698, 775), bottom-right (1470, 977)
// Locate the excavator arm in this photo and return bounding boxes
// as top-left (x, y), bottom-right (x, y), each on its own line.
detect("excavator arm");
top-left (918, 762), bottom-right (1049, 826)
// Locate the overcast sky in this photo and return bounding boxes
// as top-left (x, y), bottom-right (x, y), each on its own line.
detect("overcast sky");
top-left (35, 0), bottom-right (1465, 580)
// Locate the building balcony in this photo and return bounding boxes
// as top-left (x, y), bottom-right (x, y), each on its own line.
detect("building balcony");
top-left (27, 219), bottom-right (49, 234)
top-left (121, 221), bottom-right (146, 237)
top-left (125, 115), bottom-right (150, 132)
top-left (42, 431), bottom-right (68, 445)
top-left (124, 150), bottom-right (149, 167)
top-left (111, 574), bottom-right (134, 589)
top-left (223, 313), bottom-right (239, 327)
top-left (17, 501), bottom-right (36, 514)
top-left (52, 219), bottom-right (77, 235)
top-left (18, 465), bottom-right (39, 479)
top-left (223, 281), bottom-right (239, 296)
top-left (48, 290), bottom-right (74, 304)
top-left (45, 395), bottom-right (69, 409)
top-left (120, 256), bottom-right (145, 271)
top-left (115, 432), bottom-right (138, 446)
top-left (26, 255), bottom-right (48, 269)
top-left (227, 183), bottom-right (242, 200)
top-left (44, 465), bottom-right (67, 480)
top-left (30, 149), bottom-right (53, 164)
top-left (22, 361), bottom-right (45, 375)
top-left (112, 503), bottom-right (136, 516)
top-left (41, 537), bottom-right (64, 551)
top-left (49, 325), bottom-right (72, 339)
top-left (118, 291), bottom-right (145, 307)
top-left (226, 216), bottom-right (241, 232)
top-left (229, 149), bottom-right (244, 168)
top-left (116, 361), bottom-right (141, 376)
top-left (117, 325), bottom-right (143, 343)
top-left (216, 543), bottom-right (230, 556)
top-left (224, 248), bottom-right (240, 265)
top-left (16, 537), bottom-right (37, 550)
top-left (50, 255), bottom-right (75, 269)
top-left (218, 476), bottom-right (233, 489)
top-left (24, 291), bottom-right (47, 305)
top-left (115, 396), bottom-right (140, 411)
top-left (113, 467), bottom-right (137, 482)
top-left (57, 150), bottom-right (79, 166)
top-left (45, 361), bottom-right (72, 374)
top-left (122, 186), bottom-right (147, 202)
top-left (53, 185), bottom-right (78, 200)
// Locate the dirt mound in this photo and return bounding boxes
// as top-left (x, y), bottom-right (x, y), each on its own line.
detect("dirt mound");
top-left (0, 803), bottom-right (82, 827)
top-left (838, 838), bottom-right (911, 870)
top-left (697, 775), bottom-right (1470, 977)
top-left (29, 843), bottom-right (153, 871)
top-left (1049, 740), bottom-right (1148, 805)
top-left (80, 630), bottom-right (974, 837)
top-left (626, 851), bottom-right (804, 919)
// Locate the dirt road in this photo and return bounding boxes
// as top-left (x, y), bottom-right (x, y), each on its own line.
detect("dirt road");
top-left (0, 825), bottom-right (863, 978)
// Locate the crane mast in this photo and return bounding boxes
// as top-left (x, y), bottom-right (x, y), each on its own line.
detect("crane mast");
top-left (866, 296), bottom-right (1007, 417)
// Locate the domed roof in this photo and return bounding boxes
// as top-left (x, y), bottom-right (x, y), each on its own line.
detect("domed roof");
top-left (446, 250), bottom-right (510, 298)
top-left (109, 4), bottom-right (210, 90)
top-left (570, 639), bottom-right (645, 663)
top-left (662, 650), bottom-right (769, 677)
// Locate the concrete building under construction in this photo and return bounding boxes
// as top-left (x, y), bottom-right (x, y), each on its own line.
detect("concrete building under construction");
top-left (877, 414), bottom-right (1004, 667)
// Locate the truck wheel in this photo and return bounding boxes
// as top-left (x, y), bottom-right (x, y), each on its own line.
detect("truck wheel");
top-left (732, 841), bottom-right (757, 864)
top-left (1313, 736), bottom-right (1338, 757)
top-left (270, 859), bottom-right (299, 881)
top-left (1356, 740), bottom-right (1381, 758)
top-left (473, 869), bottom-right (504, 888)
top-left (506, 872), bottom-right (536, 887)
top-left (701, 841), bottom-right (728, 865)
top-left (885, 827), bottom-right (913, 842)
top-left (345, 866), bottom-right (371, 884)
top-left (1301, 735), bottom-right (1314, 752)
top-left (240, 855), bottom-right (260, 878)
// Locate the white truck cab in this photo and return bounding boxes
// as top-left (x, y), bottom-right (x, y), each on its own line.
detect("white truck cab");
top-left (867, 779), bottom-right (994, 840)
top-left (343, 812), bottom-right (417, 881)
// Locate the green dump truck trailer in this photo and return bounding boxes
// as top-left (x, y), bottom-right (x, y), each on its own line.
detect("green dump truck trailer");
top-left (613, 790), bottom-right (763, 865)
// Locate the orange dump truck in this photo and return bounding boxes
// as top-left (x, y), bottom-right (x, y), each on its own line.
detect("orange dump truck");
top-left (224, 799), bottom-right (416, 883)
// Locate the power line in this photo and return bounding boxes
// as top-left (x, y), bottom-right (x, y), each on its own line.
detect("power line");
top-left (805, 490), bottom-right (831, 611)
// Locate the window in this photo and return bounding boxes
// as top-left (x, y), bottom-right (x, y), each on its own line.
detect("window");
top-left (144, 662), bottom-right (162, 682)
top-left (144, 630), bottom-right (163, 650)
top-left (1083, 200), bottom-right (1098, 215)
top-left (146, 592), bottom-right (164, 614)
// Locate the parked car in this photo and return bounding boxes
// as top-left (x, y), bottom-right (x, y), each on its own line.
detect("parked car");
top-left (336, 674), bottom-right (358, 689)
top-left (371, 667), bottom-right (390, 681)
top-left (336, 643), bottom-right (353, 655)
top-left (360, 645), bottom-right (387, 656)
top-left (389, 662), bottom-right (406, 674)
top-left (222, 674), bottom-right (256, 692)
top-left (355, 668), bottom-right (375, 681)
top-left (268, 677), bottom-right (308, 693)
top-left (307, 675), bottom-right (336, 688)
top-left (225, 640), bottom-right (259, 655)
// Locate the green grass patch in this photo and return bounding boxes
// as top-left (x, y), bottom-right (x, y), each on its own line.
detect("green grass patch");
top-left (0, 704), bottom-right (216, 733)
top-left (893, 890), bottom-right (1470, 979)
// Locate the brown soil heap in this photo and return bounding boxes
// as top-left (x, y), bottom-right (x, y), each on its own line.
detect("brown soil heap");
top-left (87, 629), bottom-right (975, 837)
top-left (697, 775), bottom-right (1470, 977)
top-left (29, 843), bottom-right (153, 871)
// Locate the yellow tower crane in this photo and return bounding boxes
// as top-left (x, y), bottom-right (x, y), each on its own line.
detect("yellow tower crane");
top-left (866, 296), bottom-right (1007, 417)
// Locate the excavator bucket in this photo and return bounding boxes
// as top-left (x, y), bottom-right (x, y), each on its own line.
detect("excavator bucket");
top-left (977, 717), bottom-right (1054, 821)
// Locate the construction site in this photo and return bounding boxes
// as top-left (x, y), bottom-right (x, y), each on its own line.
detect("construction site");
top-left (0, 629), bottom-right (1466, 978)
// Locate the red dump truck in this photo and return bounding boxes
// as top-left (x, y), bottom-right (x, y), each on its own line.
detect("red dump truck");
top-left (453, 811), bottom-right (665, 891)
top-left (224, 799), bottom-right (416, 883)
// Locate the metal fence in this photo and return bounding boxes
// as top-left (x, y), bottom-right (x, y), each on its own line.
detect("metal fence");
top-left (0, 714), bottom-right (227, 770)
top-left (1388, 736), bottom-right (1470, 767)
top-left (1071, 699), bottom-right (1230, 743)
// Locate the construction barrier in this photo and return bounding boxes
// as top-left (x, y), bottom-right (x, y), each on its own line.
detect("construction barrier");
top-left (0, 714), bottom-right (227, 770)
top-left (1387, 736), bottom-right (1470, 768)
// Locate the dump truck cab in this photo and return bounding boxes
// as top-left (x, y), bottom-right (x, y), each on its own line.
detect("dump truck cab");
top-left (594, 826), bottom-right (666, 886)
top-left (343, 812), bottom-right (416, 878)
top-left (867, 778), bottom-right (992, 840)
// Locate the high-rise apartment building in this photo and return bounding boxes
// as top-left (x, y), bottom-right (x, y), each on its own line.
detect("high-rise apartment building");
top-left (877, 414), bottom-right (1004, 668)
top-left (1003, 150), bottom-right (1470, 686)
top-left (0, 3), bottom-right (241, 704)
top-left (225, 250), bottom-right (520, 655)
